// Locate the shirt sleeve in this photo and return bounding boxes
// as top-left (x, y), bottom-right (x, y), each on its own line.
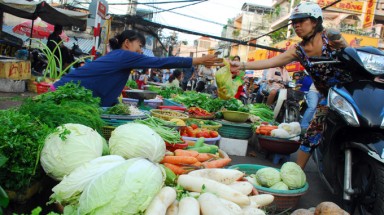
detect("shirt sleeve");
top-left (118, 50), bottom-right (193, 69)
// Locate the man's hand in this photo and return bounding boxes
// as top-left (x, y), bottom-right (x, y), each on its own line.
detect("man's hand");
top-left (193, 54), bottom-right (223, 67)
top-left (229, 61), bottom-right (241, 74)
top-left (329, 37), bottom-right (348, 50)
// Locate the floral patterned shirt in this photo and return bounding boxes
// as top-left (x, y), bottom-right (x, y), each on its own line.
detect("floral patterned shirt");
top-left (295, 31), bottom-right (353, 96)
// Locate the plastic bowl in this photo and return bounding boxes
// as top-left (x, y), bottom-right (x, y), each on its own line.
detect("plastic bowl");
top-left (181, 135), bottom-right (221, 145)
top-left (165, 141), bottom-right (188, 152)
top-left (222, 110), bottom-right (249, 123)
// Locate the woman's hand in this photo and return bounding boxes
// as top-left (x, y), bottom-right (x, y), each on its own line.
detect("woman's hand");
top-left (229, 61), bottom-right (241, 74)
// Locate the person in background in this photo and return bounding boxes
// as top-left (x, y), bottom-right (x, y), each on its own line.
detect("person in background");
top-left (181, 66), bottom-right (195, 91)
top-left (165, 69), bottom-right (183, 88)
top-left (47, 24), bottom-right (73, 70)
top-left (186, 71), bottom-right (198, 91)
top-left (232, 55), bottom-right (247, 100)
top-left (53, 30), bottom-right (222, 107)
top-left (229, 2), bottom-right (351, 169)
top-left (255, 69), bottom-right (269, 103)
top-left (298, 74), bottom-right (321, 132)
top-left (136, 69), bottom-right (149, 89)
top-left (162, 69), bottom-right (171, 83)
top-left (293, 72), bottom-right (301, 84)
top-left (265, 66), bottom-right (291, 106)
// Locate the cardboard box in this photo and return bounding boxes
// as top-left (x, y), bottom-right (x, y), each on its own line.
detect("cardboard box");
top-left (219, 137), bottom-right (249, 156)
top-left (0, 59), bottom-right (31, 80)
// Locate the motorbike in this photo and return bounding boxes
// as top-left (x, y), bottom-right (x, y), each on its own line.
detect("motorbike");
top-left (70, 36), bottom-right (87, 68)
top-left (309, 46), bottom-right (384, 214)
top-left (261, 74), bottom-right (304, 123)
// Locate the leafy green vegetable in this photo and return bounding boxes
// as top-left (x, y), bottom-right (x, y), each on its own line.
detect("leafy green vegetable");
top-left (157, 86), bottom-right (183, 99)
top-left (104, 104), bottom-right (130, 115)
top-left (248, 104), bottom-right (274, 122)
top-left (0, 109), bottom-right (54, 191)
top-left (173, 91), bottom-right (225, 113)
top-left (126, 80), bottom-right (138, 89)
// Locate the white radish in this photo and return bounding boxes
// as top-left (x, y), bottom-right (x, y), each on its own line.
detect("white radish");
top-left (228, 181), bottom-right (254, 195)
top-left (166, 200), bottom-right (178, 215)
top-left (188, 168), bottom-right (244, 184)
top-left (242, 207), bottom-right (266, 215)
top-left (178, 175), bottom-right (250, 206)
top-left (145, 186), bottom-right (176, 215)
top-left (249, 194), bottom-right (274, 207)
top-left (199, 193), bottom-right (231, 215)
top-left (177, 197), bottom-right (199, 215)
top-left (188, 192), bottom-right (201, 198)
top-left (219, 198), bottom-right (243, 215)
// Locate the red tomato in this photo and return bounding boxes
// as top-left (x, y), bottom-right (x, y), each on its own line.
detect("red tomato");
top-left (191, 124), bottom-right (199, 129)
top-left (209, 130), bottom-right (219, 138)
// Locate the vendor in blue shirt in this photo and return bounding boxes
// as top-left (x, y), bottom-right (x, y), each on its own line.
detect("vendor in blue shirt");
top-left (53, 30), bottom-right (222, 107)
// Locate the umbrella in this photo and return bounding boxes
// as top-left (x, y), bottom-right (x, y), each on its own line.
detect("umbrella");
top-left (12, 17), bottom-right (69, 42)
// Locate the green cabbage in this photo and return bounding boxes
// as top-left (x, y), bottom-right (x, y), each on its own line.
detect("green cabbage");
top-left (280, 162), bottom-right (306, 189)
top-left (270, 181), bottom-right (289, 190)
top-left (109, 123), bottom-right (166, 163)
top-left (40, 123), bottom-right (104, 180)
top-left (77, 158), bottom-right (164, 214)
top-left (255, 167), bottom-right (281, 187)
top-left (50, 155), bottom-right (125, 205)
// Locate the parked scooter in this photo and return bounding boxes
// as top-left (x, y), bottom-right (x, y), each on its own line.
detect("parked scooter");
top-left (70, 37), bottom-right (87, 68)
top-left (310, 46), bottom-right (384, 214)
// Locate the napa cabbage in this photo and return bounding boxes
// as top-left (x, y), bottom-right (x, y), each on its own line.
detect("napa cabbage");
top-left (255, 167), bottom-right (281, 187)
top-left (76, 158), bottom-right (164, 215)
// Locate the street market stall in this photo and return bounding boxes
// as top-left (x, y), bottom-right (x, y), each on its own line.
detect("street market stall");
top-left (1, 82), bottom-right (351, 214)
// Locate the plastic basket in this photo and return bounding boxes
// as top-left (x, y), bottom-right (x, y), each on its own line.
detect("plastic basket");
top-left (34, 82), bottom-right (51, 94)
top-left (150, 109), bottom-right (189, 121)
top-left (144, 99), bottom-right (163, 109)
top-left (257, 135), bottom-right (301, 155)
top-left (122, 98), bottom-right (139, 106)
top-left (182, 135), bottom-right (221, 145)
top-left (158, 106), bottom-right (187, 112)
top-left (163, 99), bottom-right (184, 107)
top-left (186, 119), bottom-right (222, 131)
top-left (217, 120), bottom-right (253, 140)
top-left (228, 164), bottom-right (309, 212)
top-left (101, 126), bottom-right (116, 140)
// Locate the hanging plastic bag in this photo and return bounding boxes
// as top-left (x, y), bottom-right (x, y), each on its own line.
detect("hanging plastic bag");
top-left (215, 61), bottom-right (242, 100)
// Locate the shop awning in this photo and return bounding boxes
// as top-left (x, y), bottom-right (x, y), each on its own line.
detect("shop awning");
top-left (0, 0), bottom-right (87, 27)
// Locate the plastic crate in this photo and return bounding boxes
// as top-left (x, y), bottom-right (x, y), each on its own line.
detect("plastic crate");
top-left (163, 99), bottom-right (183, 107)
top-left (182, 135), bottom-right (221, 145)
top-left (217, 120), bottom-right (253, 140)
top-left (228, 164), bottom-right (309, 212)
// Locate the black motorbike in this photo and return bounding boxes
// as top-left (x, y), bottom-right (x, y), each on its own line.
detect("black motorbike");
top-left (310, 46), bottom-right (384, 214)
top-left (70, 37), bottom-right (87, 68)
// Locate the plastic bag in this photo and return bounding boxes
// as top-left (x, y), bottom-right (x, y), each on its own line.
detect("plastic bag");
top-left (215, 61), bottom-right (242, 100)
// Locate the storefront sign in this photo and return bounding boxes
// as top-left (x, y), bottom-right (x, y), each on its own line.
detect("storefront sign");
top-left (362, 0), bottom-right (377, 29)
top-left (317, 0), bottom-right (364, 13)
top-left (342, 33), bottom-right (379, 47)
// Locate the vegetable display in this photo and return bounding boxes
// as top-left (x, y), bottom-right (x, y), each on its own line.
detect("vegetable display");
top-left (0, 109), bottom-right (53, 191)
top-left (109, 123), bottom-right (166, 163)
top-left (40, 123), bottom-right (104, 181)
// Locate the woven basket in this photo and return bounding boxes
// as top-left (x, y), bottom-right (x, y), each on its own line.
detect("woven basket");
top-left (228, 164), bottom-right (309, 212)
top-left (217, 120), bottom-right (252, 139)
top-left (150, 109), bottom-right (189, 121)
top-left (186, 119), bottom-right (222, 131)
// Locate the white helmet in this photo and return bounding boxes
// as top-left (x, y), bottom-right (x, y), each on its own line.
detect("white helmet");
top-left (290, 2), bottom-right (323, 21)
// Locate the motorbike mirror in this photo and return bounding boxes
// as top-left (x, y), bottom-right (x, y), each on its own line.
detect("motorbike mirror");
top-left (74, 36), bottom-right (78, 41)
top-left (287, 81), bottom-right (296, 88)
top-left (275, 71), bottom-right (281, 76)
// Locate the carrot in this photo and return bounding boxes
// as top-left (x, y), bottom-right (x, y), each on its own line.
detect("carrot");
top-left (174, 149), bottom-right (199, 157)
top-left (161, 156), bottom-right (198, 165)
top-left (164, 163), bottom-right (189, 175)
top-left (202, 158), bottom-right (232, 168)
top-left (191, 161), bottom-right (202, 167)
top-left (196, 153), bottom-right (215, 162)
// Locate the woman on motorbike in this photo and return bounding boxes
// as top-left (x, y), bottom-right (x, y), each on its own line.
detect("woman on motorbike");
top-left (53, 30), bottom-right (222, 107)
top-left (230, 2), bottom-right (351, 169)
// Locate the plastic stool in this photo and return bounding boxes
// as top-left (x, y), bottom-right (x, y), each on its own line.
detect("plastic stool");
top-left (272, 154), bottom-right (290, 164)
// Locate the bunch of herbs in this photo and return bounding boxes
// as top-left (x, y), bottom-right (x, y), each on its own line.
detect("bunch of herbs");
top-left (0, 109), bottom-right (54, 191)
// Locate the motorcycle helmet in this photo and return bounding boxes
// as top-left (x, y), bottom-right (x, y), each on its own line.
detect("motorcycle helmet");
top-left (289, 2), bottom-right (323, 21)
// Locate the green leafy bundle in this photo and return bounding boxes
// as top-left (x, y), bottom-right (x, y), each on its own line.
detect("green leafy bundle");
top-left (126, 80), bottom-right (138, 89)
top-left (173, 92), bottom-right (225, 113)
top-left (0, 109), bottom-right (54, 191)
top-left (157, 86), bottom-right (183, 99)
top-left (19, 100), bottom-right (104, 132)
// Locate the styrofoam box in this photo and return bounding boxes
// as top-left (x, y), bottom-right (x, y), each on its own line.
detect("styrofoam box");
top-left (219, 137), bottom-right (248, 156)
